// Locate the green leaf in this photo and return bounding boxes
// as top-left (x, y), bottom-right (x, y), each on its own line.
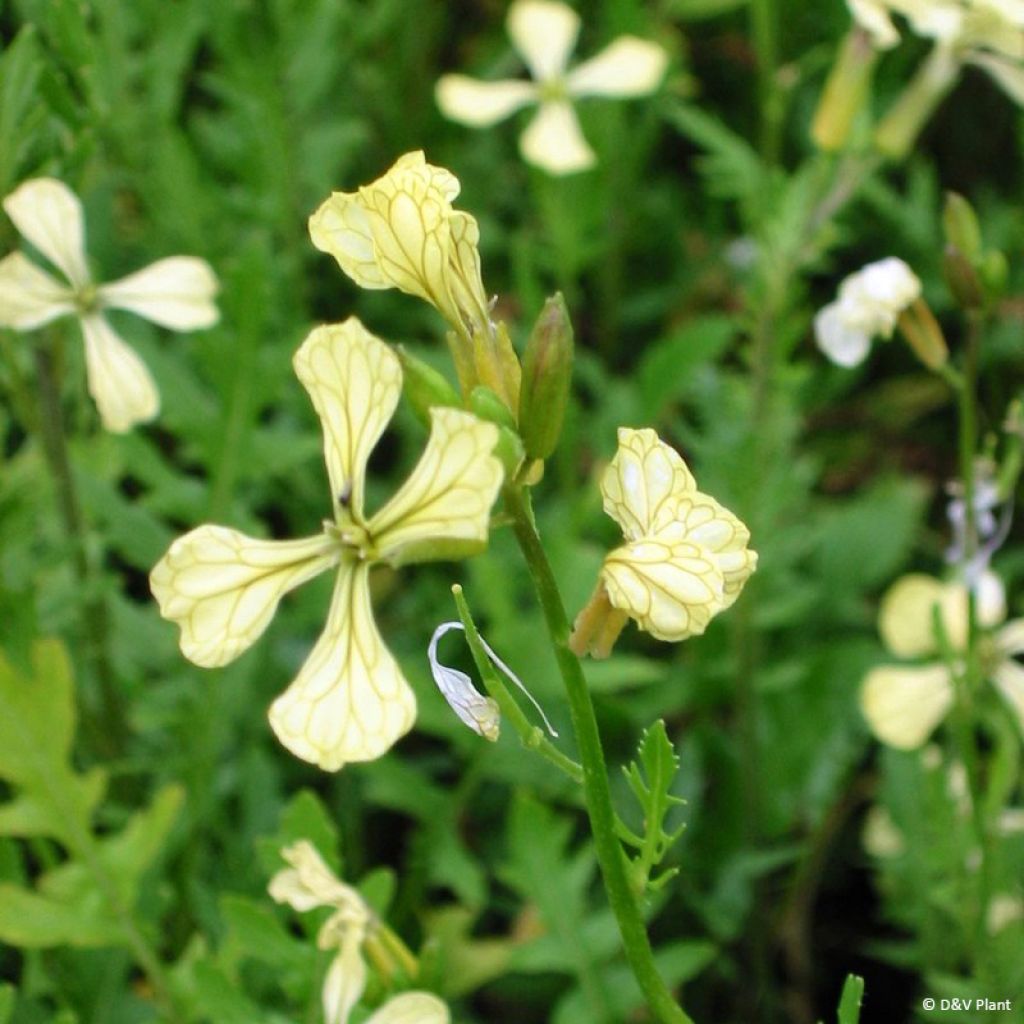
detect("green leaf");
top-left (219, 894), bottom-right (309, 972)
top-left (257, 789), bottom-right (341, 877)
top-left (0, 982), bottom-right (15, 1024)
top-left (0, 882), bottom-right (123, 947)
top-left (621, 721), bottom-right (687, 893)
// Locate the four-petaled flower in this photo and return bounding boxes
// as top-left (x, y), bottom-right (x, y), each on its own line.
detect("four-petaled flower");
top-left (0, 178), bottom-right (219, 432)
top-left (436, 0), bottom-right (668, 175)
top-left (270, 840), bottom-right (449, 1024)
top-left (861, 571), bottom-right (1024, 749)
top-left (814, 257), bottom-right (921, 367)
top-left (150, 317), bottom-right (503, 770)
top-left (572, 428), bottom-right (757, 657)
top-left (310, 151), bottom-right (491, 340)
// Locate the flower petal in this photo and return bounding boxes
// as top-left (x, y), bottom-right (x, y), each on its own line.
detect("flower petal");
top-left (310, 190), bottom-right (390, 290)
top-left (3, 178), bottom-right (90, 288)
top-left (293, 319), bottom-right (402, 519)
top-left (370, 407), bottom-right (503, 566)
top-left (814, 301), bottom-right (873, 367)
top-left (80, 314), bottom-right (160, 432)
top-left (268, 562), bottom-right (417, 771)
top-left (435, 74), bottom-right (538, 126)
top-left (992, 660), bottom-right (1024, 735)
top-left (848, 0), bottom-right (901, 49)
top-left (428, 622), bottom-right (501, 741)
top-left (269, 840), bottom-right (366, 915)
top-left (100, 256), bottom-right (219, 330)
top-left (519, 101), bottom-right (596, 174)
top-left (323, 933), bottom-right (368, 1024)
top-left (602, 536), bottom-right (725, 642)
top-left (508, 0), bottom-right (580, 81)
top-left (0, 252), bottom-right (75, 329)
top-left (601, 427), bottom-right (696, 542)
top-left (567, 36), bottom-right (668, 97)
top-left (150, 526), bottom-right (337, 668)
top-left (878, 574), bottom-right (948, 657)
top-left (365, 993), bottom-right (450, 1024)
top-left (860, 663), bottom-right (954, 749)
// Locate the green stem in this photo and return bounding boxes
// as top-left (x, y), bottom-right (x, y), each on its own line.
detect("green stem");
top-left (32, 336), bottom-right (125, 757)
top-left (451, 584), bottom-right (584, 785)
top-left (750, 0), bottom-right (782, 165)
top-left (505, 486), bottom-right (693, 1024)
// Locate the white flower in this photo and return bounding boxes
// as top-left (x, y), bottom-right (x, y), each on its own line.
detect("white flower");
top-left (861, 571), bottom-right (1024, 748)
top-left (0, 178), bottom-right (219, 432)
top-left (270, 841), bottom-right (449, 1024)
top-left (814, 257), bottom-right (921, 366)
top-left (436, 0), bottom-right (668, 175)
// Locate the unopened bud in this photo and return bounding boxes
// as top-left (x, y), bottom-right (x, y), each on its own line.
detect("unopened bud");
top-left (469, 384), bottom-right (518, 431)
top-left (943, 193), bottom-right (982, 262)
top-left (897, 298), bottom-right (948, 370)
top-left (979, 250), bottom-right (1008, 300)
top-left (397, 346), bottom-right (460, 427)
top-left (471, 320), bottom-right (521, 416)
top-left (811, 30), bottom-right (878, 152)
top-left (518, 293), bottom-right (574, 460)
top-left (942, 245), bottom-right (984, 310)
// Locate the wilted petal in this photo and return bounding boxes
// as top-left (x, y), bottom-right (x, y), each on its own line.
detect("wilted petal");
top-left (365, 993), bottom-right (451, 1024)
top-left (293, 320), bottom-right (402, 519)
top-left (370, 408), bottom-right (503, 566)
top-left (520, 101), bottom-right (596, 174)
top-left (446, 211), bottom-right (492, 333)
top-left (2, 178), bottom-right (90, 288)
top-left (150, 526), bottom-right (338, 668)
top-left (323, 932), bottom-right (369, 1024)
top-left (567, 36), bottom-right (668, 97)
top-left (100, 256), bottom-right (219, 330)
top-left (814, 301), bottom-right (873, 367)
top-left (602, 536), bottom-right (725, 642)
top-left (0, 252), bottom-right (75, 329)
top-left (993, 660), bottom-right (1024, 735)
top-left (508, 0), bottom-right (580, 81)
top-left (435, 75), bottom-right (538, 125)
top-left (860, 663), bottom-right (954, 749)
top-left (428, 622), bottom-right (501, 740)
top-left (80, 314), bottom-right (160, 432)
top-left (269, 840), bottom-right (366, 915)
top-left (601, 427), bottom-right (696, 541)
top-left (268, 563), bottom-right (417, 771)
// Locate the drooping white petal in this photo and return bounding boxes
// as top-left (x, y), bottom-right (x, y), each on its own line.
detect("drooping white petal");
top-left (150, 526), bottom-right (338, 668)
top-left (567, 36), bottom-right (668, 97)
top-left (292, 319), bottom-right (402, 519)
top-left (323, 931), bottom-right (368, 1024)
top-left (268, 562), bottom-right (417, 771)
top-left (507, 0), bottom-right (580, 81)
top-left (0, 252), bottom-right (75, 329)
top-left (520, 101), bottom-right (596, 174)
top-left (2, 178), bottom-right (90, 289)
top-left (100, 256), bottom-right (219, 330)
top-left (428, 622), bottom-right (501, 740)
top-left (992, 659), bottom-right (1024, 735)
top-left (600, 427), bottom-right (696, 541)
top-left (269, 840), bottom-right (366, 915)
top-left (370, 407), bottom-right (503, 566)
top-left (79, 314), bottom-right (160, 433)
top-left (997, 618), bottom-right (1024, 658)
top-left (860, 663), bottom-right (954, 749)
top-left (814, 301), bottom-right (873, 367)
top-left (435, 75), bottom-right (538, 126)
top-left (365, 993), bottom-right (451, 1024)
top-left (847, 0), bottom-right (902, 48)
top-left (967, 51), bottom-right (1024, 105)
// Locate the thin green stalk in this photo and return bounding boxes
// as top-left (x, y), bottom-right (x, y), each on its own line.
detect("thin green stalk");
top-left (32, 336), bottom-right (125, 757)
top-left (750, 0), bottom-right (782, 165)
top-left (505, 486), bottom-right (693, 1024)
top-left (451, 584), bottom-right (584, 785)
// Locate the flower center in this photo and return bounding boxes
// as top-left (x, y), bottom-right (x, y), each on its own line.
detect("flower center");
top-left (539, 77), bottom-right (568, 103)
top-left (324, 512), bottom-right (377, 561)
top-left (74, 284), bottom-right (101, 316)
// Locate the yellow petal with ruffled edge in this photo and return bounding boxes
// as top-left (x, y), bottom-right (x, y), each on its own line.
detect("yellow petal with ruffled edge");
top-left (268, 562), bottom-right (416, 771)
top-left (601, 427), bottom-right (697, 541)
top-left (602, 536), bottom-right (724, 642)
top-left (860, 663), bottom-right (954, 749)
top-left (370, 407), bottom-right (503, 566)
top-left (366, 993), bottom-right (451, 1024)
top-left (293, 319), bottom-right (402, 519)
top-left (150, 526), bottom-right (338, 668)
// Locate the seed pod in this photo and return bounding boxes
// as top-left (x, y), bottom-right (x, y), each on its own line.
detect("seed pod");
top-left (518, 293), bottom-right (574, 460)
top-left (397, 346), bottom-right (460, 427)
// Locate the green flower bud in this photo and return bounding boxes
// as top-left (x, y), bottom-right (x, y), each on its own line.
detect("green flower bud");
top-left (980, 250), bottom-right (1008, 300)
top-left (518, 293), bottom-right (574, 460)
top-left (942, 245), bottom-right (984, 310)
top-left (897, 299), bottom-right (948, 370)
top-left (943, 193), bottom-right (982, 262)
top-left (397, 346), bottom-right (460, 427)
top-left (469, 384), bottom-right (518, 431)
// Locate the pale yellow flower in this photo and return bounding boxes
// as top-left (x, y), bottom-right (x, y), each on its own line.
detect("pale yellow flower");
top-left (436, 0), bottom-right (668, 175)
top-left (861, 571), bottom-right (1024, 749)
top-left (270, 841), bottom-right (449, 1024)
top-left (0, 178), bottom-right (219, 432)
top-left (309, 152), bottom-right (491, 340)
top-left (572, 428), bottom-right (756, 656)
top-left (150, 318), bottom-right (503, 770)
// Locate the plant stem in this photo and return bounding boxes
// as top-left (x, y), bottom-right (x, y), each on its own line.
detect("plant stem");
top-left (750, 0), bottom-right (782, 165)
top-left (32, 336), bottom-right (125, 757)
top-left (451, 584), bottom-right (584, 784)
top-left (505, 486), bottom-right (693, 1024)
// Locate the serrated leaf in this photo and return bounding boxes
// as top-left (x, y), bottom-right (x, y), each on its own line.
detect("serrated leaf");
top-left (256, 789), bottom-right (341, 878)
top-left (219, 894), bottom-right (310, 971)
top-left (0, 881), bottom-right (123, 948)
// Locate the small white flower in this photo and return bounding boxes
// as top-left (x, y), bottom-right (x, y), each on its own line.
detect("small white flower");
top-left (814, 257), bottom-right (921, 366)
top-left (436, 0), bottom-right (668, 175)
top-left (0, 178), bottom-right (219, 432)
